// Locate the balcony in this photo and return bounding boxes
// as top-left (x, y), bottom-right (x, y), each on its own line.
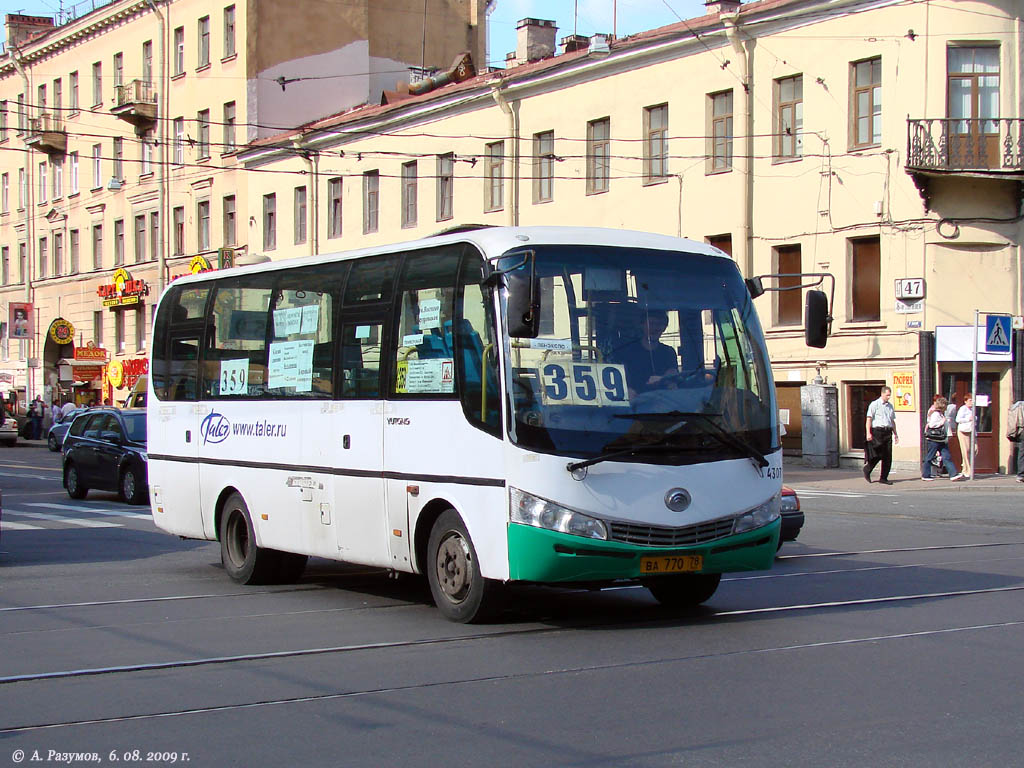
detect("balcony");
top-left (23, 113), bottom-right (67, 155)
top-left (111, 79), bottom-right (158, 132)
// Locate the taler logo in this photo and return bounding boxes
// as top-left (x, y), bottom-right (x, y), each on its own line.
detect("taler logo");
top-left (201, 412), bottom-right (231, 444)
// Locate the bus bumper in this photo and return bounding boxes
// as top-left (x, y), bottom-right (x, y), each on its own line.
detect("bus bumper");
top-left (507, 519), bottom-right (780, 583)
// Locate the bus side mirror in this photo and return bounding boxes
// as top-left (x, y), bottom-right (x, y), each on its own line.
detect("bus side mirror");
top-left (805, 289), bottom-right (829, 348)
top-left (505, 255), bottom-right (540, 338)
top-left (745, 276), bottom-right (765, 299)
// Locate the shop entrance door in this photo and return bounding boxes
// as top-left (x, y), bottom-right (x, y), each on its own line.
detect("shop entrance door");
top-left (941, 372), bottom-right (1000, 475)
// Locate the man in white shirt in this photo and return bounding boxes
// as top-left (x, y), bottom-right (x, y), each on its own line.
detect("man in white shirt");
top-left (61, 401), bottom-right (77, 421)
top-left (864, 386), bottom-right (899, 484)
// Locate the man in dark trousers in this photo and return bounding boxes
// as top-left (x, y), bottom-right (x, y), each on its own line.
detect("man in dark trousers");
top-left (864, 386), bottom-right (899, 484)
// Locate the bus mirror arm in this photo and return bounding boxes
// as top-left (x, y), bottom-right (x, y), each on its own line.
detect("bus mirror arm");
top-left (746, 272), bottom-right (834, 348)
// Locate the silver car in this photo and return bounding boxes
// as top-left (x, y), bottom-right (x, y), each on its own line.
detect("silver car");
top-left (47, 408), bottom-right (89, 452)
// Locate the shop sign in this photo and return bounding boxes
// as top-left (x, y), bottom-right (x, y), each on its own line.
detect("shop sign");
top-left (74, 343), bottom-right (109, 363)
top-left (171, 254), bottom-right (217, 283)
top-left (49, 318), bottom-right (75, 345)
top-left (97, 268), bottom-right (150, 307)
top-left (892, 371), bottom-right (916, 412)
top-left (107, 358), bottom-right (149, 389)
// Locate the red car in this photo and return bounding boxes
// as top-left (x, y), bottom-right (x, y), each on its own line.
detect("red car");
top-left (778, 486), bottom-right (803, 550)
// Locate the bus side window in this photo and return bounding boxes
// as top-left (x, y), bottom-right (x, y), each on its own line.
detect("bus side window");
top-left (341, 322), bottom-right (383, 398)
top-left (152, 285), bottom-right (209, 402)
top-left (204, 279), bottom-right (273, 399)
top-left (457, 254), bottom-right (501, 433)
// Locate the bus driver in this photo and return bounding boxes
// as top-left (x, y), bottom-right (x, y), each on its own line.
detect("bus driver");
top-left (611, 309), bottom-right (679, 396)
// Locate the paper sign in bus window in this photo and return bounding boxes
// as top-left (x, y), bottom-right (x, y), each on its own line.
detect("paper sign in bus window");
top-left (404, 358), bottom-right (455, 394)
top-left (539, 361), bottom-right (629, 406)
top-left (273, 307), bottom-right (304, 337)
top-left (418, 299), bottom-right (442, 330)
top-left (300, 305), bottom-right (319, 334)
top-left (268, 339), bottom-right (314, 391)
top-left (219, 359), bottom-right (249, 396)
top-left (355, 325), bottom-right (372, 340)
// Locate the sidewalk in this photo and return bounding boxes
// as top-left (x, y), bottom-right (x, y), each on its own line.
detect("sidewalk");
top-left (782, 458), bottom-right (1024, 493)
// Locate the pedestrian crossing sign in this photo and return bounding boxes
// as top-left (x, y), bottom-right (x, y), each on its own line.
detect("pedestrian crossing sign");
top-left (985, 314), bottom-right (1011, 353)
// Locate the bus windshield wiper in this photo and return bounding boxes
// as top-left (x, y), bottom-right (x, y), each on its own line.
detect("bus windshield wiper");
top-left (565, 422), bottom-right (688, 474)
top-left (613, 410), bottom-right (769, 469)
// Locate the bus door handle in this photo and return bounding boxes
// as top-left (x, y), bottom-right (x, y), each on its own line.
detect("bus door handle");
top-left (343, 435), bottom-right (350, 449)
top-left (185, 430), bottom-right (191, 443)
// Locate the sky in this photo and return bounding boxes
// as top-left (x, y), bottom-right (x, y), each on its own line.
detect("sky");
top-left (2, 0), bottom-right (711, 68)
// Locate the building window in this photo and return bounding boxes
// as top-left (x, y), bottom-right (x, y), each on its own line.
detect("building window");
top-left (223, 195), bottom-right (236, 246)
top-left (436, 153), bottom-right (454, 221)
top-left (142, 40), bottom-right (153, 82)
top-left (92, 144), bottom-right (102, 188)
top-left (709, 90), bottom-right (733, 172)
top-left (586, 118), bottom-right (610, 194)
top-left (197, 110), bottom-right (210, 158)
top-left (38, 83), bottom-right (46, 114)
top-left (173, 206), bottom-right (185, 255)
top-left (141, 137), bottom-right (153, 175)
top-left (16, 94), bottom-right (25, 133)
top-left (134, 214), bottom-right (146, 263)
top-left (92, 62), bottom-right (102, 107)
top-left (135, 305), bottom-right (146, 352)
top-left (52, 157), bottom-right (63, 199)
top-left (112, 137), bottom-right (123, 180)
top-left (533, 131), bottom-right (554, 203)
top-left (69, 229), bottom-right (79, 274)
top-left (198, 16), bottom-right (210, 68)
top-left (53, 232), bottom-right (63, 276)
top-left (69, 152), bottom-right (79, 194)
top-left (401, 161), bottom-right (417, 228)
top-left (114, 219), bottom-right (125, 265)
top-left (113, 52), bottom-right (123, 89)
top-left (0, 100), bottom-right (7, 140)
top-left (263, 193), bottom-right (276, 250)
top-left (328, 177), bottom-right (342, 238)
top-left (38, 236), bottom-right (48, 278)
top-left (53, 78), bottom-right (62, 112)
top-left (223, 101), bottom-right (236, 152)
top-left (69, 72), bottom-right (79, 112)
top-left (224, 5), bottom-right (236, 58)
top-left (149, 211), bottom-right (159, 262)
top-left (197, 200), bottom-right (211, 251)
top-left (116, 311), bottom-right (125, 354)
top-left (173, 118), bottom-right (184, 165)
top-left (92, 224), bottom-right (103, 269)
top-left (947, 46), bottom-right (1000, 168)
top-left (294, 185), bottom-right (307, 244)
top-left (706, 233), bottom-right (732, 256)
top-left (775, 75), bottom-right (803, 159)
top-left (1, 247), bottom-right (8, 285)
top-left (850, 236), bottom-right (881, 322)
top-left (173, 27), bottom-right (185, 76)
top-left (362, 170), bottom-right (379, 234)
top-left (38, 161), bottom-right (48, 203)
top-left (18, 168), bottom-right (24, 208)
top-left (774, 244), bottom-right (802, 325)
top-left (485, 141), bottom-right (504, 211)
top-left (93, 311), bottom-right (104, 347)
top-left (1, 173), bottom-right (7, 212)
top-left (851, 58), bottom-right (881, 149)
top-left (18, 242), bottom-right (26, 282)
top-left (643, 104), bottom-right (668, 183)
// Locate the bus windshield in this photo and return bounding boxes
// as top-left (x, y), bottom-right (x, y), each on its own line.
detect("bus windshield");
top-left (502, 245), bottom-right (777, 465)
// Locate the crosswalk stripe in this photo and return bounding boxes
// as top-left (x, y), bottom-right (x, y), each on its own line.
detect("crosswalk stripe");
top-left (5, 511), bottom-right (121, 528)
top-left (1, 521), bottom-right (42, 531)
top-left (26, 502), bottom-right (152, 520)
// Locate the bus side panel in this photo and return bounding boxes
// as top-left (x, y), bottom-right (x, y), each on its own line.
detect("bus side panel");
top-left (148, 401), bottom-right (205, 540)
top-left (382, 401), bottom-right (507, 580)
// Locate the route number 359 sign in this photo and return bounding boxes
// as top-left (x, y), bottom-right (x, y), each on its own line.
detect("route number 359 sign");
top-left (539, 361), bottom-right (629, 406)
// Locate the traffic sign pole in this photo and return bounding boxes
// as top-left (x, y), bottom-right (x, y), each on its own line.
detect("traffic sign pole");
top-left (971, 310), bottom-right (978, 481)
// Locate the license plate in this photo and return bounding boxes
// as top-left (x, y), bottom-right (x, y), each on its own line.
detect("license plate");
top-left (639, 554), bottom-right (703, 574)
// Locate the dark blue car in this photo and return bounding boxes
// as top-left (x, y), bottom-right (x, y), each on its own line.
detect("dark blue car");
top-left (62, 407), bottom-right (148, 504)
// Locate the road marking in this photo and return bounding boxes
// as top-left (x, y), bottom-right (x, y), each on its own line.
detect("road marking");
top-left (0, 471), bottom-right (62, 481)
top-left (26, 502), bottom-right (152, 520)
top-left (4, 511), bottom-right (121, 528)
top-left (0, 520), bottom-right (42, 531)
top-left (788, 488), bottom-right (901, 498)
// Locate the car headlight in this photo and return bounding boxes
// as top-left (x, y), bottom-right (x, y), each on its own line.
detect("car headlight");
top-left (509, 487), bottom-right (608, 540)
top-left (734, 493), bottom-right (781, 534)
top-left (780, 493), bottom-right (800, 513)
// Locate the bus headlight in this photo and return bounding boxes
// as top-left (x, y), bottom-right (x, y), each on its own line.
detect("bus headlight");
top-left (734, 493), bottom-right (781, 534)
top-left (509, 488), bottom-right (608, 540)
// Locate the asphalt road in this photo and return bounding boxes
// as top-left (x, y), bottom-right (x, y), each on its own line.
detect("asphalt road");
top-left (1, 445), bottom-right (1023, 767)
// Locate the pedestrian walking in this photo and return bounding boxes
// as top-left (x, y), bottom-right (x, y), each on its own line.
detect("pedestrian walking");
top-left (28, 396), bottom-right (44, 440)
top-left (922, 396), bottom-right (961, 481)
top-left (864, 386), bottom-right (899, 484)
top-left (955, 393), bottom-right (976, 479)
top-left (1008, 399), bottom-right (1024, 483)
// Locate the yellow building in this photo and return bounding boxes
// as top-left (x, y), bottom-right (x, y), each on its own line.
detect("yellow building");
top-left (240, 1), bottom-right (1023, 474)
top-left (0, 0), bottom-right (486, 408)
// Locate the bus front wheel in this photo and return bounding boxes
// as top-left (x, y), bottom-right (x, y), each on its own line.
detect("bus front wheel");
top-left (426, 510), bottom-right (495, 623)
top-left (645, 573), bottom-right (721, 609)
top-left (220, 493), bottom-right (279, 585)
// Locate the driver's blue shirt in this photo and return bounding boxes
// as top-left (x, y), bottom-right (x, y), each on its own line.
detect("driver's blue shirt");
top-left (612, 341), bottom-right (677, 393)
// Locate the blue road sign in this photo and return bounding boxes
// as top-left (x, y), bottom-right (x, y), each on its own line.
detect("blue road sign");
top-left (985, 314), bottom-right (1011, 353)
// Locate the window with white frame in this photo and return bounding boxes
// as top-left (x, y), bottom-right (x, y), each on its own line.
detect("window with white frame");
top-left (436, 153), bottom-right (454, 221)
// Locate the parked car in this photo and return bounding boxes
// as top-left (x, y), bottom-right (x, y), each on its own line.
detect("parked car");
top-left (0, 417), bottom-right (16, 447)
top-left (47, 407), bottom-right (89, 452)
top-left (62, 407), bottom-right (148, 504)
top-left (778, 485), bottom-right (803, 550)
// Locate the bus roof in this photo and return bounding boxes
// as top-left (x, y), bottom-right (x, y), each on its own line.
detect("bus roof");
top-left (165, 226), bottom-right (732, 292)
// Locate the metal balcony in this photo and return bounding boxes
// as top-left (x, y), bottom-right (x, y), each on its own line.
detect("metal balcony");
top-left (907, 118), bottom-right (1024, 173)
top-left (23, 112), bottom-right (67, 155)
top-left (111, 79), bottom-right (158, 131)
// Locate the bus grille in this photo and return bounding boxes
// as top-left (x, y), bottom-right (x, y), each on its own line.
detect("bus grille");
top-left (608, 517), bottom-right (735, 547)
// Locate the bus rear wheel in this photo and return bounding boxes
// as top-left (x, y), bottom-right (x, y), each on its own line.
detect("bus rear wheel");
top-left (426, 510), bottom-right (496, 623)
top-left (645, 573), bottom-right (721, 609)
top-left (220, 493), bottom-right (279, 585)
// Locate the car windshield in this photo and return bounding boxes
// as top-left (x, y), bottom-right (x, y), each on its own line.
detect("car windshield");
top-left (122, 412), bottom-right (147, 443)
top-left (502, 245), bottom-right (776, 465)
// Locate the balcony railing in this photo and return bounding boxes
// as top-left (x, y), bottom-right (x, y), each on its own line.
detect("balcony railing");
top-left (111, 80), bottom-right (158, 130)
top-left (24, 112), bottom-right (67, 154)
top-left (907, 118), bottom-right (1024, 173)
top-left (115, 79), bottom-right (157, 108)
top-left (28, 112), bottom-right (65, 134)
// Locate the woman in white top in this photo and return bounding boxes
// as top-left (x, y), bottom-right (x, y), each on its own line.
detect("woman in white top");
top-left (923, 396), bottom-right (961, 481)
top-left (955, 394), bottom-right (975, 478)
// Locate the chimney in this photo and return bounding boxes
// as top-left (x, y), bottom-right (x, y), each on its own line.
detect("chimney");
top-left (588, 33), bottom-right (612, 56)
top-left (704, 0), bottom-right (742, 14)
top-left (561, 34), bottom-right (589, 54)
top-left (5, 14), bottom-right (54, 50)
top-left (515, 18), bottom-right (556, 64)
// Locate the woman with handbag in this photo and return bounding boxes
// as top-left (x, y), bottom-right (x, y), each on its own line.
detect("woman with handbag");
top-left (923, 397), bottom-right (963, 481)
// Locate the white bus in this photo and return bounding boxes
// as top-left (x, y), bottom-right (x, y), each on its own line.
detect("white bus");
top-left (148, 226), bottom-right (828, 622)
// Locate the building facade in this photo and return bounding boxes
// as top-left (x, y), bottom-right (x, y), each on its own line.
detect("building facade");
top-left (239, 0), bottom-right (1024, 473)
top-left (0, 0), bottom-right (486, 408)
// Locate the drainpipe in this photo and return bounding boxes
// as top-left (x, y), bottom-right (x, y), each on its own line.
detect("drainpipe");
top-left (10, 45), bottom-right (35, 399)
top-left (491, 82), bottom-right (519, 226)
top-left (724, 14), bottom-right (753, 279)
top-left (145, 0), bottom-right (168, 296)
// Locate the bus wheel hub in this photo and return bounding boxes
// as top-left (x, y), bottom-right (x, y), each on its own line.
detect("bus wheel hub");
top-left (437, 535), bottom-right (470, 599)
